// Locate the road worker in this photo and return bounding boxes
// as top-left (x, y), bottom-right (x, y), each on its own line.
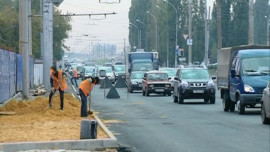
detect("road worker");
top-left (71, 68), bottom-right (78, 87)
top-left (79, 77), bottom-right (100, 117)
top-left (49, 66), bottom-right (68, 111)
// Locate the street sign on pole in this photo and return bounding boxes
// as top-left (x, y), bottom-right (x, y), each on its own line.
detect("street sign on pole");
top-left (51, 0), bottom-right (64, 7)
top-left (187, 39), bottom-right (193, 45)
top-left (183, 34), bottom-right (188, 40)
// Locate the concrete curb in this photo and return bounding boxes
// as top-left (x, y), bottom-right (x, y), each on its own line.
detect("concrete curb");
top-left (0, 115), bottom-right (118, 152)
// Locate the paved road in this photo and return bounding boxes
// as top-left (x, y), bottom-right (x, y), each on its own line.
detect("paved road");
top-left (68, 77), bottom-right (270, 152)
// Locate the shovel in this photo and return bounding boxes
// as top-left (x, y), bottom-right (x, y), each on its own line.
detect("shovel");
top-left (88, 93), bottom-right (93, 115)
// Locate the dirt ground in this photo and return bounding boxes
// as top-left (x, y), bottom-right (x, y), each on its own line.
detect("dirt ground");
top-left (0, 93), bottom-right (109, 143)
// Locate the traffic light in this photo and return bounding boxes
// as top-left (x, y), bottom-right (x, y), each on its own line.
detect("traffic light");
top-left (180, 49), bottom-right (184, 56)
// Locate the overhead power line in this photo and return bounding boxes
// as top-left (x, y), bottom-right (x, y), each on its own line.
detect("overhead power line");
top-left (30, 12), bottom-right (116, 17)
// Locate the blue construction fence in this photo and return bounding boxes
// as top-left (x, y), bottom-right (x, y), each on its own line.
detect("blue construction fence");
top-left (0, 49), bottom-right (34, 104)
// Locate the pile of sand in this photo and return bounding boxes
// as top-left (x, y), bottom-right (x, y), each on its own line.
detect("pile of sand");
top-left (0, 93), bottom-right (108, 143)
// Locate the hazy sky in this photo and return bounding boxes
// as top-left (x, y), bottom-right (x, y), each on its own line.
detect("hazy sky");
top-left (58, 0), bottom-right (131, 53)
top-left (58, 0), bottom-right (215, 53)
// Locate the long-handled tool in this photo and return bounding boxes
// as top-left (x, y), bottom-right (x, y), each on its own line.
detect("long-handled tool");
top-left (88, 92), bottom-right (93, 115)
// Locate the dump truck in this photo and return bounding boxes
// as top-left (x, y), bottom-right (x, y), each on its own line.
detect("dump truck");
top-left (217, 45), bottom-right (270, 114)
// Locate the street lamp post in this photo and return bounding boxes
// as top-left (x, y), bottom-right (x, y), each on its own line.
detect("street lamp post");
top-left (147, 11), bottom-right (158, 52)
top-left (163, 0), bottom-right (178, 68)
top-left (136, 19), bottom-right (148, 51)
top-left (266, 15), bottom-right (270, 46)
top-left (130, 22), bottom-right (140, 49)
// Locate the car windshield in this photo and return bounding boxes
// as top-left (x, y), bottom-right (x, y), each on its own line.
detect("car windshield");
top-left (114, 66), bottom-right (125, 72)
top-left (242, 57), bottom-right (270, 76)
top-left (147, 73), bottom-right (168, 81)
top-left (99, 67), bottom-right (113, 73)
top-left (181, 69), bottom-right (210, 80)
top-left (85, 67), bottom-right (94, 73)
top-left (160, 68), bottom-right (177, 77)
top-left (132, 63), bottom-right (153, 71)
top-left (131, 72), bottom-right (144, 79)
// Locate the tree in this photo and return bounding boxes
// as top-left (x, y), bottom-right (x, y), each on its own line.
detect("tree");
top-left (0, 1), bottom-right (71, 61)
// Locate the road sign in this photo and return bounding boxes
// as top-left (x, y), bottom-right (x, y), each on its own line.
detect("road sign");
top-left (187, 39), bottom-right (193, 45)
top-left (183, 34), bottom-right (188, 40)
top-left (51, 0), bottom-right (64, 7)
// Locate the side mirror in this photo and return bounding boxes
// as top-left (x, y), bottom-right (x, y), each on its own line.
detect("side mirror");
top-left (212, 76), bottom-right (217, 80)
top-left (168, 77), bottom-right (172, 80)
top-left (231, 69), bottom-right (236, 78)
top-left (174, 77), bottom-right (179, 81)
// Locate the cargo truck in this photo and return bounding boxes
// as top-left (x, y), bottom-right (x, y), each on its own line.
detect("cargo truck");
top-left (217, 45), bottom-right (270, 114)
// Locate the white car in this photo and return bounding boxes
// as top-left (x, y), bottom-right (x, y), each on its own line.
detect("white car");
top-left (97, 66), bottom-right (116, 84)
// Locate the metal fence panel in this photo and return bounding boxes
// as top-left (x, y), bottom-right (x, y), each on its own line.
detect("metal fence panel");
top-left (9, 52), bottom-right (16, 98)
top-left (34, 64), bottom-right (43, 86)
top-left (16, 54), bottom-right (23, 91)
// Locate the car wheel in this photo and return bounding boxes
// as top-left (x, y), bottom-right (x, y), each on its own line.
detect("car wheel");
top-left (163, 93), bottom-right (166, 96)
top-left (174, 96), bottom-right (178, 103)
top-left (261, 103), bottom-right (270, 124)
top-left (130, 89), bottom-right (133, 93)
top-left (239, 102), bottom-right (245, 115)
top-left (146, 89), bottom-right (150, 96)
top-left (223, 92), bottom-right (230, 112)
top-left (210, 96), bottom-right (215, 104)
top-left (142, 89), bottom-right (145, 96)
top-left (204, 97), bottom-right (209, 103)
top-left (168, 92), bottom-right (171, 96)
top-left (178, 95), bottom-right (184, 104)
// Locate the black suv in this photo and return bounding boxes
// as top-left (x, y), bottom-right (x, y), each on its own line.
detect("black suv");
top-left (173, 66), bottom-right (216, 104)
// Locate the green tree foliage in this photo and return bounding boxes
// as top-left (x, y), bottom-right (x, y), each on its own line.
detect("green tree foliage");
top-left (254, 0), bottom-right (270, 45)
top-left (129, 0), bottom-right (268, 65)
top-left (0, 0), bottom-right (71, 61)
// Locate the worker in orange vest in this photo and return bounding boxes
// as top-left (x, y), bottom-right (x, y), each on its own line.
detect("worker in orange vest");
top-left (49, 66), bottom-right (68, 111)
top-left (79, 76), bottom-right (100, 117)
top-left (71, 68), bottom-right (78, 87)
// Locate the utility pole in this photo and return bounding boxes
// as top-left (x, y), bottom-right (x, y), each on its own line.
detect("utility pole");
top-left (249, 0), bottom-right (254, 45)
top-left (19, 0), bottom-right (30, 99)
top-left (204, 2), bottom-right (210, 67)
top-left (188, 0), bottom-right (192, 65)
top-left (266, 15), bottom-right (269, 46)
top-left (43, 0), bottom-right (54, 89)
top-left (216, 0), bottom-right (222, 61)
top-left (28, 0), bottom-right (32, 56)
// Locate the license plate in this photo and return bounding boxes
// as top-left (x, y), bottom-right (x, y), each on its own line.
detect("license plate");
top-left (156, 89), bottom-right (164, 92)
top-left (193, 90), bottom-right (204, 93)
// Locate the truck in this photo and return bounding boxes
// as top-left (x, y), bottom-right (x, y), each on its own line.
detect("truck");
top-left (217, 45), bottom-right (270, 114)
top-left (126, 51), bottom-right (159, 73)
top-left (125, 51), bottom-right (159, 82)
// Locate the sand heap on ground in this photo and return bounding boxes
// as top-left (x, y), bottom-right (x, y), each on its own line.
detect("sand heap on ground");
top-left (0, 94), bottom-right (108, 143)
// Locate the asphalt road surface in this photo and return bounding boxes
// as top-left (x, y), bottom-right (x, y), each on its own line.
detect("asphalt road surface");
top-left (69, 78), bottom-right (270, 152)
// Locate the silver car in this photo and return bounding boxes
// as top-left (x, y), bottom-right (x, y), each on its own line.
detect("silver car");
top-left (261, 82), bottom-right (270, 124)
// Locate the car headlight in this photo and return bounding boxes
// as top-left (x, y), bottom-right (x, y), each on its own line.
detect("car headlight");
top-left (131, 81), bottom-right (137, 85)
top-left (181, 81), bottom-right (189, 87)
top-left (165, 84), bottom-right (171, 88)
top-left (207, 80), bottom-right (215, 87)
top-left (244, 84), bottom-right (255, 92)
top-left (149, 84), bottom-right (154, 88)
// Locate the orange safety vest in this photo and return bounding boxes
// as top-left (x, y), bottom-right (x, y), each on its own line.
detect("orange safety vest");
top-left (79, 78), bottom-right (95, 96)
top-left (51, 70), bottom-right (68, 91)
top-left (74, 69), bottom-right (78, 78)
